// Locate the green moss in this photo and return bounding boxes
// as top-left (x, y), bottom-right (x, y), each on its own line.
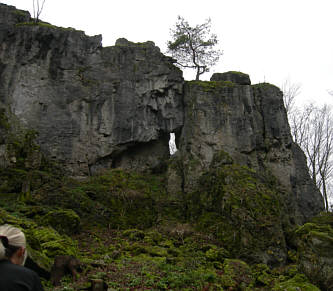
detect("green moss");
top-left (25, 226), bottom-right (78, 258)
top-left (220, 259), bottom-right (254, 289)
top-left (293, 217), bottom-right (333, 290)
top-left (115, 40), bottom-right (155, 48)
top-left (0, 209), bottom-right (77, 271)
top-left (14, 10), bottom-right (28, 17)
top-left (288, 250), bottom-right (297, 263)
top-left (144, 230), bottom-right (163, 245)
top-left (272, 274), bottom-right (320, 291)
top-left (0, 168), bottom-right (27, 193)
top-left (227, 71), bottom-right (249, 77)
top-left (188, 164), bottom-right (286, 263)
top-left (310, 230), bottom-right (333, 244)
top-left (205, 245), bottom-right (229, 262)
top-left (210, 150), bottom-right (234, 168)
top-left (252, 82), bottom-right (281, 91)
top-left (295, 222), bottom-right (333, 237)
top-left (122, 229), bottom-right (145, 241)
top-left (310, 212), bottom-right (333, 227)
top-left (6, 129), bottom-right (40, 167)
top-left (145, 246), bottom-right (168, 257)
top-left (0, 108), bottom-right (10, 130)
top-left (186, 80), bottom-right (235, 92)
top-left (41, 209), bottom-right (80, 235)
top-left (16, 21), bottom-right (57, 28)
top-left (16, 21), bottom-right (76, 31)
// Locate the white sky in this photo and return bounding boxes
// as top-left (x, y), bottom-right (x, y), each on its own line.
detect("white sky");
top-left (1, 0), bottom-right (333, 105)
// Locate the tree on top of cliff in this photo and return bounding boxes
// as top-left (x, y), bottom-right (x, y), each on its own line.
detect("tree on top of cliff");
top-left (167, 16), bottom-right (222, 80)
top-left (32, 0), bottom-right (46, 23)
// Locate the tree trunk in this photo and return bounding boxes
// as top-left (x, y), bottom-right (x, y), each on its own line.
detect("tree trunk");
top-left (195, 66), bottom-right (200, 80)
top-left (321, 179), bottom-right (329, 212)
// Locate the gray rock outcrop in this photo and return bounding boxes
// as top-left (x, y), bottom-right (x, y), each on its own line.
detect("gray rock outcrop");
top-left (0, 4), bottom-right (324, 222)
top-left (173, 78), bottom-right (323, 222)
top-left (0, 4), bottom-right (183, 175)
top-left (210, 71), bottom-right (251, 85)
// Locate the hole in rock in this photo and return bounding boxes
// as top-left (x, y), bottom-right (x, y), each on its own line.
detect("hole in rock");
top-left (169, 133), bottom-right (177, 155)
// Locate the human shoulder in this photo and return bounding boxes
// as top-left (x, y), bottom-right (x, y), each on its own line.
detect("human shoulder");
top-left (13, 263), bottom-right (44, 291)
top-left (0, 260), bottom-right (43, 285)
top-left (1, 260), bottom-right (35, 274)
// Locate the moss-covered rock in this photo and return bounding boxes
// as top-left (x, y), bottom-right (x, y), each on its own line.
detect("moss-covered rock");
top-left (188, 163), bottom-right (288, 265)
top-left (0, 209), bottom-right (78, 271)
top-left (310, 211), bottom-right (333, 227)
top-left (293, 213), bottom-right (333, 290)
top-left (41, 209), bottom-right (80, 235)
top-left (210, 71), bottom-right (251, 85)
top-left (205, 245), bottom-right (229, 262)
top-left (145, 245), bottom-right (168, 257)
top-left (186, 80), bottom-right (235, 92)
top-left (272, 274), bottom-right (320, 291)
top-left (220, 259), bottom-right (254, 289)
top-left (25, 226), bottom-right (78, 260)
top-left (122, 229), bottom-right (145, 241)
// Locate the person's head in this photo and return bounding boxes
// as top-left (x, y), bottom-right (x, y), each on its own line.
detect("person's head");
top-left (0, 224), bottom-right (27, 266)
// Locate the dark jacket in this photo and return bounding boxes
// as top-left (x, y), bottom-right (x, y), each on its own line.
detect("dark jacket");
top-left (0, 260), bottom-right (44, 291)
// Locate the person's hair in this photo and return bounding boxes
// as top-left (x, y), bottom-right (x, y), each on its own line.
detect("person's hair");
top-left (0, 224), bottom-right (27, 265)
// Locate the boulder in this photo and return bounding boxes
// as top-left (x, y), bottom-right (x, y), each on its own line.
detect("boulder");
top-left (210, 71), bottom-right (251, 85)
top-left (293, 213), bottom-right (333, 290)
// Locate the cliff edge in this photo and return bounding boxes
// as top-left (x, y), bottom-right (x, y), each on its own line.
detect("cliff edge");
top-left (0, 4), bottom-right (323, 224)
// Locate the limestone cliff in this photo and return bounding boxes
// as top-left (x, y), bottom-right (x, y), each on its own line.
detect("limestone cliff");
top-left (0, 4), bottom-right (183, 175)
top-left (173, 73), bottom-right (323, 223)
top-left (0, 4), bottom-right (323, 223)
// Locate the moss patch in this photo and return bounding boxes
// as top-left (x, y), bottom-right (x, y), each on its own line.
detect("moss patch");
top-left (272, 274), bottom-right (320, 291)
top-left (41, 209), bottom-right (80, 235)
top-left (252, 82), bottom-right (281, 91)
top-left (187, 163), bottom-right (288, 265)
top-left (293, 216), bottom-right (333, 290)
top-left (16, 21), bottom-right (76, 31)
top-left (0, 209), bottom-right (78, 271)
top-left (186, 80), bottom-right (235, 92)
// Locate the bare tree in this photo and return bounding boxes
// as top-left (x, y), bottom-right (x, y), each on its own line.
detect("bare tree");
top-left (32, 0), bottom-right (46, 23)
top-left (289, 103), bottom-right (333, 212)
top-left (281, 79), bottom-right (301, 114)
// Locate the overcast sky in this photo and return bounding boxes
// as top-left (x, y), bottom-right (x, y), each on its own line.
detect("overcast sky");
top-left (2, 0), bottom-right (333, 105)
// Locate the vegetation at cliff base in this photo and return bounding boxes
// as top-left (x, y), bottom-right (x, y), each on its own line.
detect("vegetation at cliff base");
top-left (0, 126), bottom-right (331, 290)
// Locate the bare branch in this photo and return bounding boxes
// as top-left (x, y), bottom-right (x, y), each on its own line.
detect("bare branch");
top-left (289, 103), bottom-right (333, 211)
top-left (32, 0), bottom-right (46, 23)
top-left (281, 79), bottom-right (301, 114)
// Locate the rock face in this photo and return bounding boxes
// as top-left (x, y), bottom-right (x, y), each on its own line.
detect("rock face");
top-left (0, 4), bottom-right (183, 175)
top-left (0, 4), bottom-right (323, 223)
top-left (210, 71), bottom-right (251, 85)
top-left (174, 79), bottom-right (323, 222)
